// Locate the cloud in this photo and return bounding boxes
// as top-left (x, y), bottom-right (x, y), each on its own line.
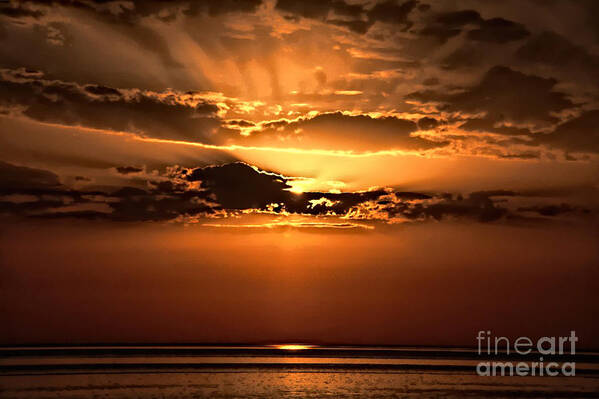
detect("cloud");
top-left (516, 31), bottom-right (594, 67)
top-left (0, 160), bottom-right (594, 225)
top-left (366, 0), bottom-right (420, 31)
top-left (0, 68), bottom-right (222, 142)
top-left (0, 161), bottom-right (418, 222)
top-left (276, 0), bottom-right (364, 20)
top-left (275, 0), bottom-right (423, 34)
top-left (420, 9), bottom-right (482, 42)
top-left (115, 166), bottom-right (144, 175)
top-left (534, 110), bottom-right (599, 154)
top-left (467, 17), bottom-right (529, 44)
top-left (0, 3), bottom-right (44, 19)
top-left (183, 162), bottom-right (294, 210)
top-left (346, 190), bottom-right (517, 223)
top-left (407, 65), bottom-right (573, 130)
top-left (418, 192), bottom-right (511, 222)
top-left (275, 0), bottom-right (530, 45)
top-left (0, 160), bottom-right (61, 192)
top-left (0, 160), bottom-right (219, 221)
top-left (417, 117), bottom-right (439, 130)
top-left (180, 162), bottom-right (386, 215)
top-left (459, 118), bottom-right (533, 136)
top-left (276, 0), bottom-right (369, 33)
top-left (0, 161), bottom-right (94, 217)
top-left (517, 203), bottom-right (588, 217)
top-left (221, 111), bottom-right (447, 152)
top-left (2, 0), bottom-right (264, 23)
top-left (516, 31), bottom-right (599, 88)
top-left (419, 9), bottom-right (528, 44)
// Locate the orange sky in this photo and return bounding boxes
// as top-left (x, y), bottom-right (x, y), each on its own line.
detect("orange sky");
top-left (2, 221), bottom-right (598, 346)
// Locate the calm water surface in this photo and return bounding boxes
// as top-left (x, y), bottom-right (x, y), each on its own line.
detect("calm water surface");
top-left (1, 346), bottom-right (598, 398)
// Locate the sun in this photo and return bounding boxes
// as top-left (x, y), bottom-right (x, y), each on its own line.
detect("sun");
top-left (285, 179), bottom-right (307, 194)
top-left (288, 187), bottom-right (304, 194)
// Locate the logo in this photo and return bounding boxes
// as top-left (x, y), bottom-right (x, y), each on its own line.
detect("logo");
top-left (476, 331), bottom-right (577, 376)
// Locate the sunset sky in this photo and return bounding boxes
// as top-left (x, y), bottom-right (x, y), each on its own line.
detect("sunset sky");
top-left (0, 0), bottom-right (598, 347)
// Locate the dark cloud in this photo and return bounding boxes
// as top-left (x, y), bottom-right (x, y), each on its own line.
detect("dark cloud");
top-left (225, 119), bottom-right (256, 128)
top-left (516, 31), bottom-right (599, 85)
top-left (345, 189), bottom-right (522, 223)
top-left (0, 68), bottom-right (222, 142)
top-left (420, 195), bottom-right (507, 222)
top-left (467, 17), bottom-right (529, 43)
top-left (184, 162), bottom-right (294, 210)
top-left (534, 110), bottom-right (599, 153)
top-left (410, 190), bottom-right (516, 222)
top-left (0, 161), bottom-right (98, 217)
top-left (417, 117), bottom-right (439, 130)
top-left (366, 0), bottom-right (419, 31)
top-left (394, 192), bottom-right (432, 200)
top-left (0, 160), bottom-right (61, 193)
top-left (517, 203), bottom-right (587, 217)
top-left (0, 160), bottom-right (219, 221)
top-left (106, 189), bottom-right (216, 222)
top-left (84, 84), bottom-right (123, 97)
top-left (407, 66), bottom-right (573, 129)
top-left (275, 0), bottom-right (422, 34)
top-left (115, 166), bottom-right (144, 175)
top-left (3, 0), bottom-right (263, 23)
top-left (517, 31), bottom-right (593, 65)
top-left (276, 0), bottom-right (364, 20)
top-left (420, 9), bottom-right (481, 42)
top-left (497, 151), bottom-right (541, 160)
top-left (275, 0), bottom-right (526, 44)
top-left (0, 3), bottom-right (44, 19)
top-left (418, 9), bottom-right (529, 44)
top-left (276, 0), bottom-right (370, 33)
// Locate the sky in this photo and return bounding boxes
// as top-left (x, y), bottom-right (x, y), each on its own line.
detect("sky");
top-left (0, 0), bottom-right (598, 347)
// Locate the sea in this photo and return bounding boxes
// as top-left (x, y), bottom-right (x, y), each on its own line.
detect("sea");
top-left (1, 345), bottom-right (598, 398)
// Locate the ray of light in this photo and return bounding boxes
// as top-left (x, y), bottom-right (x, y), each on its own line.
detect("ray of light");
top-left (134, 136), bottom-right (422, 158)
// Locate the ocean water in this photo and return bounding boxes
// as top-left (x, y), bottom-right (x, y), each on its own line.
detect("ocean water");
top-left (1, 346), bottom-right (598, 398)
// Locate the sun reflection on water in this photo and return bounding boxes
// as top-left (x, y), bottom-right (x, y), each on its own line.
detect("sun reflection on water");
top-left (274, 344), bottom-right (315, 350)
